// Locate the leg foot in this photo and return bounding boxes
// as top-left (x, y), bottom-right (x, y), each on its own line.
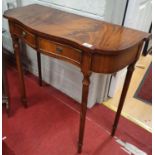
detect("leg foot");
top-left (78, 143), bottom-right (82, 154)
top-left (21, 98), bottom-right (28, 108)
top-left (111, 126), bottom-right (116, 137)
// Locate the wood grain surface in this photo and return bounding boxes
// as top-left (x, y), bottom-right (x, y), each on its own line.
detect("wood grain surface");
top-left (4, 4), bottom-right (150, 54)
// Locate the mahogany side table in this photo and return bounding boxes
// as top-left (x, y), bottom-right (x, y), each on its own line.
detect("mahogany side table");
top-left (4, 4), bottom-right (150, 153)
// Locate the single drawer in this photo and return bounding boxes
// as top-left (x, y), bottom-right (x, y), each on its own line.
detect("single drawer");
top-left (14, 24), bottom-right (36, 48)
top-left (38, 38), bottom-right (82, 66)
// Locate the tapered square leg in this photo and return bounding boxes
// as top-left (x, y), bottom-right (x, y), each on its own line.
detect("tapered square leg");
top-left (78, 52), bottom-right (92, 153)
top-left (78, 72), bottom-right (91, 153)
top-left (12, 36), bottom-right (27, 107)
top-left (111, 64), bottom-right (135, 136)
top-left (37, 52), bottom-right (42, 86)
top-left (2, 50), bottom-right (11, 116)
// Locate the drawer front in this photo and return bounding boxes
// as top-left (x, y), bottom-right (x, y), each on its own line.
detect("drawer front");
top-left (38, 38), bottom-right (82, 66)
top-left (14, 24), bottom-right (36, 48)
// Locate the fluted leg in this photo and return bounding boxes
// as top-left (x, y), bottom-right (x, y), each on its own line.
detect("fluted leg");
top-left (37, 52), bottom-right (42, 86)
top-left (12, 36), bottom-right (27, 107)
top-left (78, 72), bottom-right (91, 153)
top-left (2, 51), bottom-right (10, 116)
top-left (111, 64), bottom-right (135, 136)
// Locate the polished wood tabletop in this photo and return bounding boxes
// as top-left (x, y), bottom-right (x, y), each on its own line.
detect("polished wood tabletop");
top-left (4, 4), bottom-right (149, 53)
top-left (4, 4), bottom-right (151, 153)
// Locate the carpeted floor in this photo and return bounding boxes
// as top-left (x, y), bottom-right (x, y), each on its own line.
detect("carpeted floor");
top-left (2, 67), bottom-right (152, 155)
top-left (134, 63), bottom-right (152, 104)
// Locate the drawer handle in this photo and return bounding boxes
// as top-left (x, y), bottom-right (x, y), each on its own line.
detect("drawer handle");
top-left (22, 31), bottom-right (27, 37)
top-left (56, 46), bottom-right (63, 53)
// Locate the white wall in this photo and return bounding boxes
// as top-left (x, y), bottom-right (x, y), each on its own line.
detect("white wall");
top-left (21, 0), bottom-right (127, 24)
top-left (108, 0), bottom-right (152, 97)
top-left (124, 0), bottom-right (152, 31)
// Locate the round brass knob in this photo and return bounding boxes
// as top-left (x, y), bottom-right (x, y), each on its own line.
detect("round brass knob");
top-left (56, 46), bottom-right (63, 53)
top-left (22, 31), bottom-right (27, 37)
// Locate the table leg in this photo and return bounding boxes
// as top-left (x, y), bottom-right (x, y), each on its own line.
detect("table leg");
top-left (37, 52), bottom-right (42, 86)
top-left (111, 63), bottom-right (135, 136)
top-left (12, 36), bottom-right (27, 107)
top-left (2, 51), bottom-right (10, 116)
top-left (78, 72), bottom-right (91, 153)
top-left (2, 72), bottom-right (10, 115)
